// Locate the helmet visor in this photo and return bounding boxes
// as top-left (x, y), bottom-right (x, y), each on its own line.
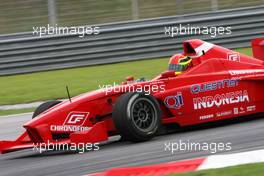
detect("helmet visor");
top-left (168, 64), bottom-right (187, 72)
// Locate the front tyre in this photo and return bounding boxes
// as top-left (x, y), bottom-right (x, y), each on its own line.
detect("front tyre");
top-left (113, 92), bottom-right (161, 142)
top-left (32, 100), bottom-right (61, 119)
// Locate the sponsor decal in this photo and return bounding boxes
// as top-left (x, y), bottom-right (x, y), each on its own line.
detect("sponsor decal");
top-left (233, 107), bottom-right (239, 115)
top-left (247, 105), bottom-right (256, 112)
top-left (64, 112), bottom-right (89, 126)
top-left (164, 93), bottom-right (184, 109)
top-left (239, 107), bottom-right (245, 114)
top-left (199, 114), bottom-right (214, 120)
top-left (50, 125), bottom-right (90, 132)
top-left (216, 110), bottom-right (232, 117)
top-left (233, 106), bottom-right (248, 115)
top-left (227, 52), bottom-right (240, 62)
top-left (191, 79), bottom-right (239, 94)
top-left (229, 69), bottom-right (264, 76)
top-left (50, 112), bottom-right (90, 132)
top-left (193, 90), bottom-right (249, 110)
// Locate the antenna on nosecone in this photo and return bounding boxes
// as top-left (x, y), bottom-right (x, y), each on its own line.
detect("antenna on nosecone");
top-left (66, 85), bottom-right (72, 103)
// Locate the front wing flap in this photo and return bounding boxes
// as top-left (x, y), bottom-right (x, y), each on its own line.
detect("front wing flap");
top-left (0, 122), bottom-right (108, 154)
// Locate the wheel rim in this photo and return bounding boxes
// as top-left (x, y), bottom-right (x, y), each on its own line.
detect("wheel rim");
top-left (131, 97), bottom-right (157, 133)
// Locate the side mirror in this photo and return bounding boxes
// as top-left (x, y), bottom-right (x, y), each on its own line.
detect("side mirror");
top-left (126, 76), bottom-right (134, 82)
top-left (121, 76), bottom-right (135, 85)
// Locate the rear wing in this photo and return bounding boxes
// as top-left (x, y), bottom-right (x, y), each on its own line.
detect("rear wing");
top-left (252, 38), bottom-right (264, 61)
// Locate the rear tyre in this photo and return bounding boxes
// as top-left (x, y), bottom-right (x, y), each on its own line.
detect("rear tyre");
top-left (113, 92), bottom-right (161, 142)
top-left (32, 100), bottom-right (61, 119)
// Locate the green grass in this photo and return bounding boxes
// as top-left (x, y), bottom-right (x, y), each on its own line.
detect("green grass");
top-left (236, 47), bottom-right (252, 56)
top-left (0, 47), bottom-right (252, 116)
top-left (170, 162), bottom-right (264, 176)
top-left (0, 58), bottom-right (168, 106)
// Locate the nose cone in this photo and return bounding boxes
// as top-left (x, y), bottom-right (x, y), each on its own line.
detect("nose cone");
top-left (23, 91), bottom-right (108, 135)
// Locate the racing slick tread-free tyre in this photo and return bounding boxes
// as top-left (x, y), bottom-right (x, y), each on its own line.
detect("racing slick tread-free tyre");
top-left (113, 92), bottom-right (161, 142)
top-left (32, 100), bottom-right (61, 119)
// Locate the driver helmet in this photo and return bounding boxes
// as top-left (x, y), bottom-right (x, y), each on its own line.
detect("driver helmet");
top-left (168, 54), bottom-right (192, 74)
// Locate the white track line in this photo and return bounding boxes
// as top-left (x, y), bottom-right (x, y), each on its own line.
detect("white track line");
top-left (198, 149), bottom-right (264, 170)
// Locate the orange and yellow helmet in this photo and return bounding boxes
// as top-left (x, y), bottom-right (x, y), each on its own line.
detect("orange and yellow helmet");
top-left (168, 54), bottom-right (192, 74)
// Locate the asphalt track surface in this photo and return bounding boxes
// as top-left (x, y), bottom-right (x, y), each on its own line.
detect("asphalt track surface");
top-left (0, 113), bottom-right (264, 176)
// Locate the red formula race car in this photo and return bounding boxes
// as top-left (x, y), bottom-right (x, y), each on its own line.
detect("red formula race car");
top-left (1, 38), bottom-right (264, 154)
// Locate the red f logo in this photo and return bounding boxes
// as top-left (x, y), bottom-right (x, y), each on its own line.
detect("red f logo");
top-left (64, 112), bottom-right (89, 126)
top-left (227, 52), bottom-right (240, 62)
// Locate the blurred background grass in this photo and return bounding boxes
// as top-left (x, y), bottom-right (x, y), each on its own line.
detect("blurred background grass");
top-left (170, 162), bottom-right (264, 176)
